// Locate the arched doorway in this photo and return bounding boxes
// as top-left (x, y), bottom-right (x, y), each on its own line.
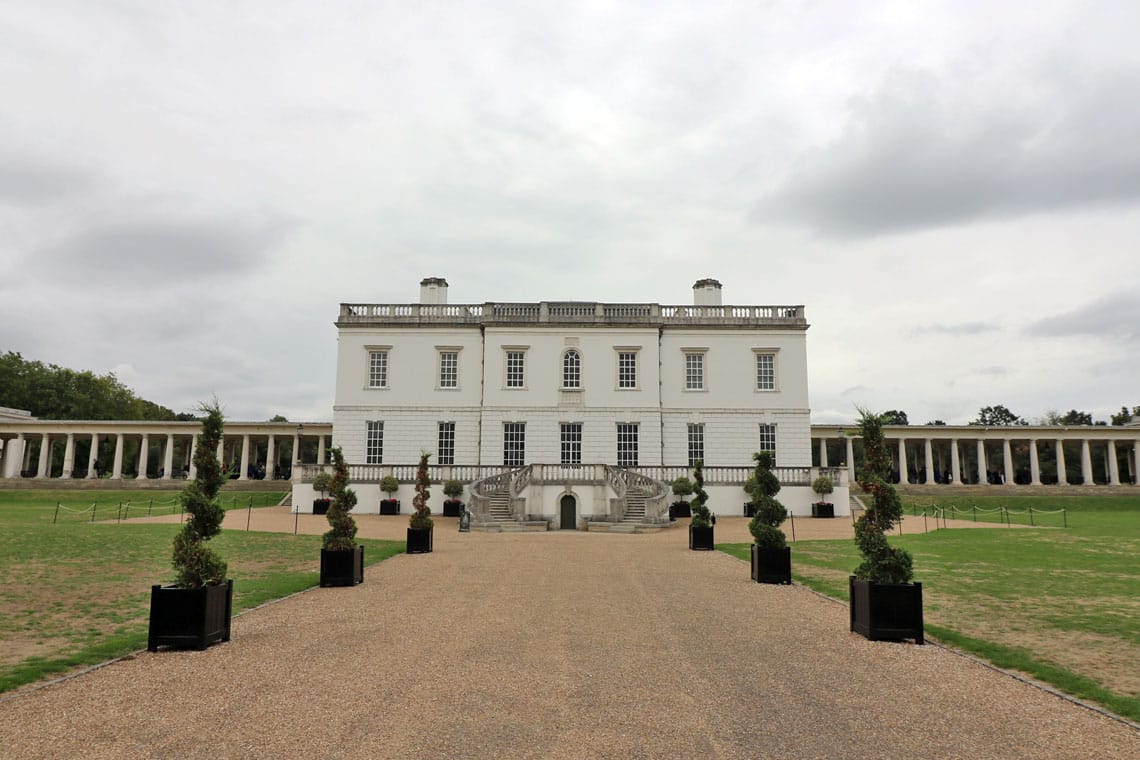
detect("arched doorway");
top-left (560, 494), bottom-right (576, 530)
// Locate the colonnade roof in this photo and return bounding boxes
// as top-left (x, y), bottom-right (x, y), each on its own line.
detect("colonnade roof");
top-left (0, 420), bottom-right (333, 435)
top-left (811, 423), bottom-right (1140, 440)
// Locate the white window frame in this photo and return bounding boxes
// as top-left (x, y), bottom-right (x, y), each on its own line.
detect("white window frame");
top-left (562, 349), bottom-right (582, 390)
top-left (437, 421), bottom-right (456, 465)
top-left (437, 348), bottom-right (460, 390)
top-left (615, 348), bottom-right (639, 390)
top-left (683, 349), bottom-right (706, 391)
top-left (365, 421), bottom-right (384, 465)
top-left (616, 423), bottom-right (639, 467)
top-left (687, 423), bottom-right (704, 467)
top-left (504, 347), bottom-right (528, 389)
top-left (758, 423), bottom-right (777, 459)
top-left (560, 422), bottom-right (582, 465)
top-left (503, 422), bottom-right (526, 466)
top-left (754, 349), bottom-right (778, 392)
top-left (366, 347), bottom-right (391, 389)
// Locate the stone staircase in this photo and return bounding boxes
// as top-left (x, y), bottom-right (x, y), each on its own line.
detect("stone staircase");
top-left (620, 487), bottom-right (650, 523)
top-left (488, 491), bottom-right (513, 522)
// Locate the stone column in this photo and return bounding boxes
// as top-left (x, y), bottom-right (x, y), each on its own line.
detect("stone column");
top-left (897, 438), bottom-right (907, 484)
top-left (818, 438), bottom-right (828, 467)
top-left (137, 433), bottom-right (150, 480)
top-left (292, 432), bottom-right (302, 464)
top-left (1056, 439), bottom-right (1068, 485)
top-left (23, 441), bottom-right (33, 473)
top-left (36, 434), bottom-right (52, 478)
top-left (266, 435), bottom-right (276, 480)
top-left (1108, 441), bottom-right (1120, 485)
top-left (1133, 441), bottom-right (1140, 485)
top-left (845, 437), bottom-right (855, 484)
top-left (1080, 439), bottom-right (1093, 485)
top-left (317, 435), bottom-right (326, 465)
top-left (950, 438), bottom-right (961, 484)
top-left (111, 433), bottom-right (124, 479)
top-left (62, 434), bottom-right (76, 479)
top-left (238, 434), bottom-right (251, 480)
top-left (1029, 439), bottom-right (1041, 485)
top-left (86, 434), bottom-right (99, 478)
top-left (924, 438), bottom-right (934, 484)
top-left (216, 437), bottom-right (225, 474)
top-left (2, 433), bottom-right (24, 478)
top-left (189, 436), bottom-right (199, 479)
top-left (162, 434), bottom-right (174, 480)
top-left (976, 439), bottom-right (987, 484)
top-left (1002, 439), bottom-right (1013, 485)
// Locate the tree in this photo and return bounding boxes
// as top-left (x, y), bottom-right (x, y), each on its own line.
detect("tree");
top-left (881, 410), bottom-right (909, 425)
top-left (171, 401), bottom-right (227, 588)
top-left (925, 420), bottom-right (947, 426)
top-left (322, 448), bottom-right (358, 551)
top-left (689, 460), bottom-right (712, 528)
top-left (1058, 410), bottom-right (1093, 426)
top-left (410, 452), bottom-right (434, 530)
top-left (853, 409), bottom-right (913, 584)
top-left (747, 452), bottom-right (787, 549)
top-left (269, 414), bottom-right (289, 422)
top-left (1111, 406), bottom-right (1140, 426)
top-left (971, 405), bottom-right (1026, 426)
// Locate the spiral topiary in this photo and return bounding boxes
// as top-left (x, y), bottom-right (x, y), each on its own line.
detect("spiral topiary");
top-left (321, 447), bottom-right (358, 551)
top-left (171, 400), bottom-right (228, 588)
top-left (747, 452), bottom-right (787, 549)
top-left (853, 409), bottom-right (914, 583)
top-left (689, 460), bottom-right (712, 528)
top-left (410, 452), bottom-right (434, 530)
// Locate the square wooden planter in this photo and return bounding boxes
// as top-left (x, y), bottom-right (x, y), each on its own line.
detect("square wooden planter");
top-left (407, 527), bottom-right (433, 554)
top-left (751, 545), bottom-right (791, 584)
top-left (148, 579), bottom-right (233, 652)
top-left (689, 525), bottom-right (714, 551)
top-left (312, 499), bottom-right (330, 515)
top-left (442, 500), bottom-right (464, 517)
top-left (670, 502), bottom-right (691, 519)
top-left (320, 546), bottom-right (364, 587)
top-left (849, 577), bottom-right (924, 644)
top-left (743, 502), bottom-right (757, 518)
top-left (811, 502), bottom-right (835, 518)
top-left (379, 499), bottom-right (401, 515)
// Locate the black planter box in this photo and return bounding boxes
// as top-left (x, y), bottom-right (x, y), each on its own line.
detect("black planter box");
top-left (670, 501), bottom-right (691, 519)
top-left (312, 498), bottom-right (330, 515)
top-left (407, 527), bottom-right (433, 554)
top-left (812, 502), bottom-right (835, 518)
top-left (743, 502), bottom-right (757, 517)
top-left (689, 525), bottom-right (714, 551)
top-left (849, 577), bottom-right (924, 644)
top-left (148, 579), bottom-right (233, 652)
top-left (320, 546), bottom-right (364, 587)
top-left (751, 545), bottom-right (792, 584)
top-left (442, 499), bottom-right (464, 517)
top-left (380, 499), bottom-right (401, 515)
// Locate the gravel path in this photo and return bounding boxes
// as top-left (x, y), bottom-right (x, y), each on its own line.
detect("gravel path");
top-left (2, 517), bottom-right (1135, 759)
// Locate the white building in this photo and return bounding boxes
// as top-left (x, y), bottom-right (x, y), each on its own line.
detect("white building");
top-left (315, 277), bottom-right (845, 528)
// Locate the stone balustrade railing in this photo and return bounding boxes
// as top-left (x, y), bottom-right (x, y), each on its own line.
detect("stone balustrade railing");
top-left (338, 302), bottom-right (806, 326)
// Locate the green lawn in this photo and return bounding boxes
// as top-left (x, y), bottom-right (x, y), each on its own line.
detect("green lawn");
top-left (0, 490), bottom-right (404, 694)
top-left (722, 493), bottom-right (1140, 722)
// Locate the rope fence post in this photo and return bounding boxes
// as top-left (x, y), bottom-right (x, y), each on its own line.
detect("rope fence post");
top-left (923, 510), bottom-right (928, 533)
top-left (1029, 507), bottom-right (1035, 526)
top-left (148, 498), bottom-right (153, 517)
top-left (246, 496), bottom-right (253, 531)
top-left (117, 501), bottom-right (123, 524)
top-left (53, 502), bottom-right (60, 524)
top-left (789, 512), bottom-right (796, 542)
top-left (91, 502), bottom-right (97, 523)
top-left (1063, 509), bottom-right (1068, 528)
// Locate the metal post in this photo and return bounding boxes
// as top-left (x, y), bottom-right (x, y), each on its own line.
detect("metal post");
top-left (923, 511), bottom-right (928, 533)
top-left (1063, 509), bottom-right (1067, 528)
top-left (53, 502), bottom-right (60, 524)
top-left (246, 496), bottom-right (253, 531)
top-left (789, 512), bottom-right (796, 542)
top-left (91, 502), bottom-right (97, 522)
top-left (294, 507), bottom-right (299, 535)
top-left (1029, 508), bottom-right (1034, 526)
top-left (148, 498), bottom-right (153, 516)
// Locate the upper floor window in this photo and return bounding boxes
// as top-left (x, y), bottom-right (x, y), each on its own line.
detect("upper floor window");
top-left (365, 421), bottom-right (384, 464)
top-left (505, 350), bottom-right (526, 388)
top-left (617, 423), bottom-right (639, 466)
top-left (617, 350), bottom-right (638, 389)
top-left (755, 352), bottom-right (776, 391)
top-left (368, 350), bottom-right (389, 388)
top-left (687, 423), bottom-right (704, 467)
top-left (562, 350), bottom-right (581, 389)
top-left (685, 352), bottom-right (705, 390)
top-left (438, 350), bottom-right (458, 388)
top-left (758, 424), bottom-right (777, 458)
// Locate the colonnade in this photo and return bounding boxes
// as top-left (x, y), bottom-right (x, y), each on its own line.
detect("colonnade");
top-left (812, 425), bottom-right (1140, 486)
top-left (0, 421), bottom-right (334, 482)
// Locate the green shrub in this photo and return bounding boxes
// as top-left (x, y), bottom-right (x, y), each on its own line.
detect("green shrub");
top-left (690, 461), bottom-right (712, 528)
top-left (671, 476), bottom-right (694, 501)
top-left (171, 401), bottom-right (227, 588)
top-left (853, 409), bottom-right (913, 583)
top-left (747, 452), bottom-right (787, 549)
top-left (812, 475), bottom-right (834, 501)
top-left (321, 448), bottom-right (358, 551)
top-left (410, 453), bottom-right (434, 530)
top-left (312, 472), bottom-right (332, 498)
top-left (443, 479), bottom-right (464, 500)
top-left (379, 475), bottom-right (399, 497)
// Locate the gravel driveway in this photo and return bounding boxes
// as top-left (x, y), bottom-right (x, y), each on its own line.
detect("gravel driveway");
top-left (2, 516), bottom-right (1136, 759)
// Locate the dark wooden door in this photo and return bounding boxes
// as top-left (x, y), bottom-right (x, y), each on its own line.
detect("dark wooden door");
top-left (560, 494), bottom-right (576, 530)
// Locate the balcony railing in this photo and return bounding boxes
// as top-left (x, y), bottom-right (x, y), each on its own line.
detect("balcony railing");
top-left (338, 302), bottom-right (806, 327)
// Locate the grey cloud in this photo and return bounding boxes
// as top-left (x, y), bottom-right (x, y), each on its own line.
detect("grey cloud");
top-left (913, 321), bottom-right (997, 336)
top-left (1024, 291), bottom-right (1140, 343)
top-left (754, 65), bottom-right (1140, 237)
top-left (0, 153), bottom-right (102, 206)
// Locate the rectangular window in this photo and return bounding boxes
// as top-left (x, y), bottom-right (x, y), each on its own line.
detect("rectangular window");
top-left (685, 353), bottom-right (704, 390)
top-left (758, 424), bottom-right (777, 458)
top-left (437, 422), bottom-right (455, 465)
top-left (560, 423), bottom-right (582, 465)
top-left (756, 353), bottom-right (775, 391)
top-left (439, 352), bottom-right (458, 388)
top-left (687, 423), bottom-right (704, 467)
top-left (617, 423), bottom-right (639, 467)
top-left (618, 351), bottom-right (637, 389)
top-left (506, 351), bottom-right (526, 388)
top-left (368, 351), bottom-right (388, 388)
top-left (503, 422), bottom-right (526, 467)
top-left (365, 421), bottom-right (384, 464)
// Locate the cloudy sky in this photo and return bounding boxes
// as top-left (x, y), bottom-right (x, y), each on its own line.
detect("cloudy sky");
top-left (2, 1), bottom-right (1138, 425)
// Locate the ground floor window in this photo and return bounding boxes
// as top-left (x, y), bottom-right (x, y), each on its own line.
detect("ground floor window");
top-left (561, 423), bottom-right (582, 465)
top-left (758, 424), bottom-right (776, 459)
top-left (687, 423), bottom-right (704, 466)
top-left (503, 422), bottom-right (526, 467)
top-left (617, 423), bottom-right (639, 467)
top-left (437, 422), bottom-right (455, 465)
top-left (365, 421), bottom-right (384, 464)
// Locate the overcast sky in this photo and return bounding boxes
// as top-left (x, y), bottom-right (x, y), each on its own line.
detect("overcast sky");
top-left (2, 1), bottom-right (1139, 425)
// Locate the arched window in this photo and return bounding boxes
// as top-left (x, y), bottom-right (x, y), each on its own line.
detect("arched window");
top-left (562, 350), bottom-right (581, 389)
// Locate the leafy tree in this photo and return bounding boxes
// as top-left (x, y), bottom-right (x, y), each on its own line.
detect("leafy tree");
top-left (925, 420), bottom-right (947, 426)
top-left (747, 452), bottom-right (787, 549)
top-left (671, 476), bottom-right (694, 503)
top-left (322, 448), bottom-right (358, 551)
top-left (269, 414), bottom-right (289, 422)
top-left (410, 452), bottom-right (434, 530)
top-left (971, 405), bottom-right (1026, 426)
top-left (1111, 406), bottom-right (1140, 426)
top-left (881, 410), bottom-right (909, 425)
top-left (853, 409), bottom-right (913, 584)
top-left (171, 401), bottom-right (227, 588)
top-left (1058, 409), bottom-right (1093, 426)
top-left (689, 460), bottom-right (712, 528)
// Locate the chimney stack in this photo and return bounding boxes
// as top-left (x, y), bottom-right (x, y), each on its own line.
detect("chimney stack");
top-left (420, 277), bottom-right (448, 304)
top-left (692, 278), bottom-right (723, 306)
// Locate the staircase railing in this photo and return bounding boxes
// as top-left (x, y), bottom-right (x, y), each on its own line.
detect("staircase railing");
top-left (469, 465), bottom-right (532, 521)
top-left (623, 468), bottom-right (670, 520)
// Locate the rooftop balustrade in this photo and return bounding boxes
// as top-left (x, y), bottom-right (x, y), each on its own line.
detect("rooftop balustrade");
top-left (338, 302), bottom-right (806, 327)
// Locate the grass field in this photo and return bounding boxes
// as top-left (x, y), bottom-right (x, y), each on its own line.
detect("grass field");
top-left (722, 492), bottom-right (1140, 722)
top-left (0, 490), bottom-right (404, 694)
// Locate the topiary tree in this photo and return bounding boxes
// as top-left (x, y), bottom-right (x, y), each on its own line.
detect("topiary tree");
top-left (811, 475), bottom-right (834, 503)
top-left (747, 452), bottom-right (787, 549)
top-left (380, 475), bottom-right (399, 499)
top-left (671, 476), bottom-right (694, 503)
top-left (313, 471), bottom-right (332, 499)
top-left (410, 452), bottom-right (434, 530)
top-left (322, 447), bottom-right (358, 551)
top-left (171, 401), bottom-right (228, 589)
top-left (443, 479), bottom-right (464, 501)
top-left (689, 460), bottom-right (712, 527)
top-left (853, 409), bottom-right (913, 583)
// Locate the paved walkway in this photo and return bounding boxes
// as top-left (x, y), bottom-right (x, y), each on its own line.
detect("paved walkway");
top-left (2, 517), bottom-right (1136, 759)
